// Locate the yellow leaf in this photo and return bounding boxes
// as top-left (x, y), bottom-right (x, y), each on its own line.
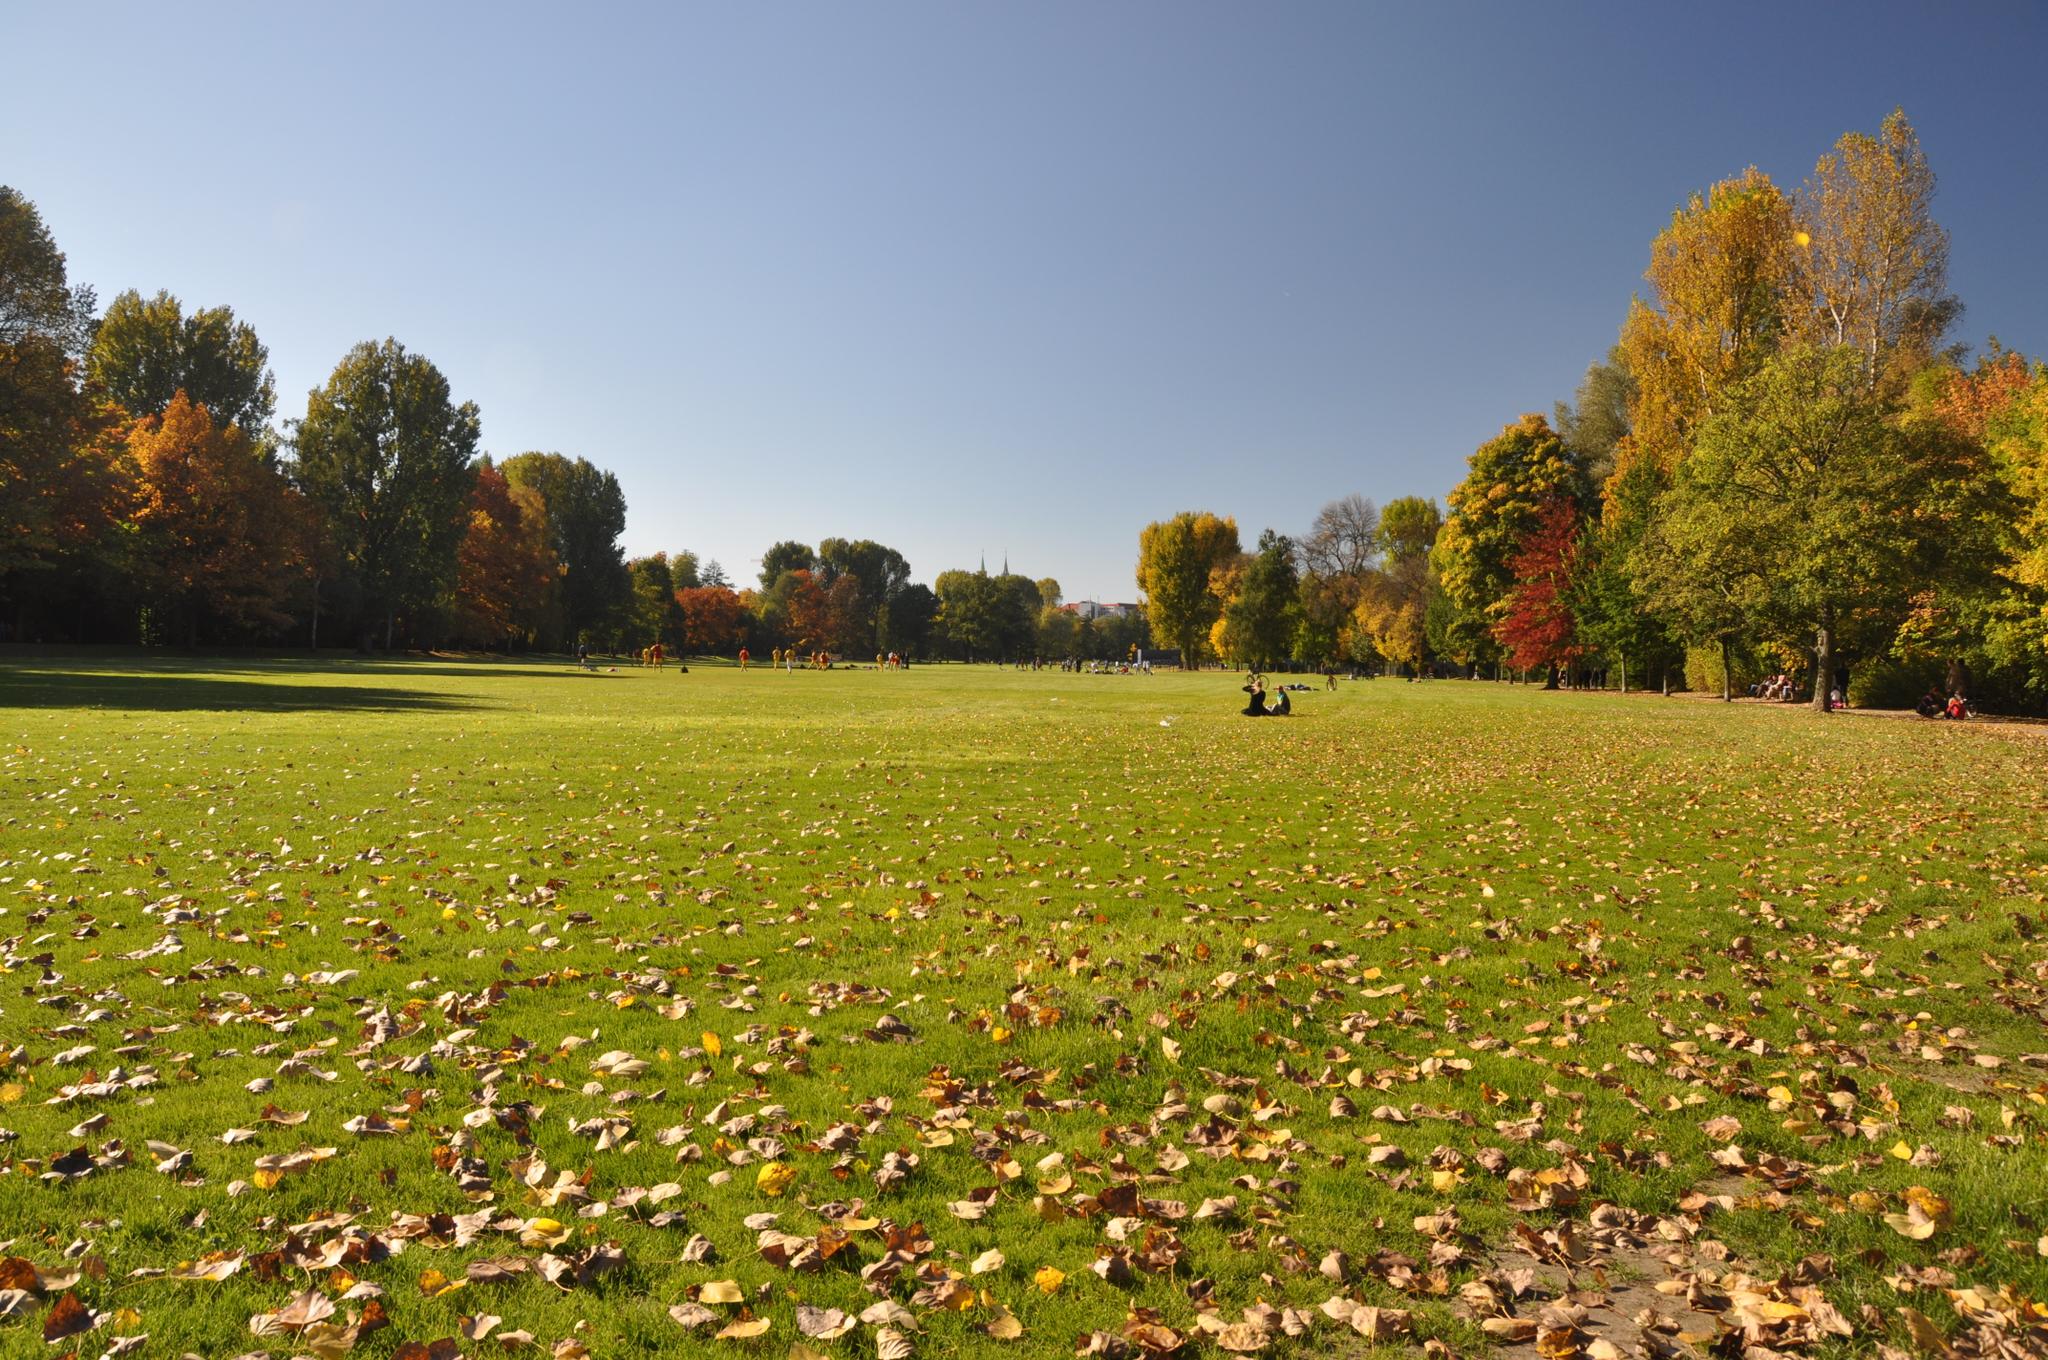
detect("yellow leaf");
top-left (1034, 1266), bottom-right (1065, 1294)
top-left (702, 1031), bottom-right (723, 1058)
top-left (698, 1280), bottom-right (743, 1304)
top-left (756, 1161), bottom-right (797, 1197)
top-left (520, 1217), bottom-right (571, 1247)
top-left (1890, 1140), bottom-right (1914, 1161)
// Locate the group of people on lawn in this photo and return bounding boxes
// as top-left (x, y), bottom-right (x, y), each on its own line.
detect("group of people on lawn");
top-left (1239, 673), bottom-right (1293, 717)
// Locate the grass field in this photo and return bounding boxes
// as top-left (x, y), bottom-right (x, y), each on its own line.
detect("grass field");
top-left (2, 656), bottom-right (2045, 1359)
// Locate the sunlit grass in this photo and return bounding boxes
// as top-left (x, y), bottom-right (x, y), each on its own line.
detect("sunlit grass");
top-left (2, 657), bottom-right (2044, 1357)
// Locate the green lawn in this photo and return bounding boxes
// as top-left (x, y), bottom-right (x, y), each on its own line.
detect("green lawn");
top-left (2, 657), bottom-right (2045, 1359)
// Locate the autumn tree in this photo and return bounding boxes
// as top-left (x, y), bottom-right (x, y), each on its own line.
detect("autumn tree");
top-left (291, 338), bottom-right (481, 649)
top-left (1793, 108), bottom-right (1958, 393)
top-left (88, 289), bottom-right (277, 437)
top-left (1491, 499), bottom-right (1585, 683)
top-left (449, 462), bottom-right (556, 649)
top-left (1916, 355), bottom-right (2048, 698)
top-left (1618, 167), bottom-right (1798, 478)
top-left (1136, 511), bottom-right (1239, 668)
top-left (1348, 497), bottom-right (1441, 674)
top-left (1431, 415), bottom-right (1590, 669)
top-left (500, 451), bottom-right (629, 645)
top-left (125, 393), bottom-right (304, 641)
top-left (675, 584), bottom-right (747, 654)
top-left (783, 570), bottom-right (832, 651)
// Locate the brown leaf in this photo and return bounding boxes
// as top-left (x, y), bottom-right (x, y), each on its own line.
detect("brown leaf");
top-left (43, 1292), bottom-right (96, 1344)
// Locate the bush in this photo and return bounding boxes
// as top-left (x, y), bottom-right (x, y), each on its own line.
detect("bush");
top-left (1848, 657), bottom-right (1940, 710)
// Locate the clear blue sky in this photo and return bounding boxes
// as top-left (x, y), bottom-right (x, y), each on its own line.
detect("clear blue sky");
top-left (9, 2), bottom-right (2046, 601)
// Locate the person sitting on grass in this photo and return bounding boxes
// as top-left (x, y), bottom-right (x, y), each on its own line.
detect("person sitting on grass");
top-left (1946, 692), bottom-right (1968, 720)
top-left (1270, 687), bottom-right (1291, 716)
top-left (1916, 687), bottom-right (1945, 718)
top-left (1241, 676), bottom-right (1268, 717)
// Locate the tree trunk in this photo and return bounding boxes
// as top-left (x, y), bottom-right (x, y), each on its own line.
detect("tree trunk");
top-left (1813, 609), bottom-right (1833, 713)
top-left (310, 575), bottom-right (321, 650)
top-left (1619, 657), bottom-right (1628, 695)
top-left (1945, 657), bottom-right (1971, 700)
top-left (385, 607), bottom-right (396, 652)
top-left (1719, 637), bottom-right (1732, 701)
top-left (1544, 665), bottom-right (1560, 691)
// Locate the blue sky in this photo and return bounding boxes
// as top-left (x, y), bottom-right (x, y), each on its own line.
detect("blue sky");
top-left (8, 2), bottom-right (2046, 601)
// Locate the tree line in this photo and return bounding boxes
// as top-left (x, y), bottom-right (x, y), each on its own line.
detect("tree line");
top-left (0, 189), bottom-right (1154, 663)
top-left (1135, 111), bottom-right (2048, 713)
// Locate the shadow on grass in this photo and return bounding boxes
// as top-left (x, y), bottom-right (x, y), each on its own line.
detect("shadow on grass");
top-left (0, 666), bottom-right (494, 714)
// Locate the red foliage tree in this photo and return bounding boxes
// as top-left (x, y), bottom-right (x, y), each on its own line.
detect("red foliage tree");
top-left (129, 391), bottom-right (305, 639)
top-left (675, 584), bottom-right (746, 654)
top-left (1931, 348), bottom-right (2032, 441)
top-left (1491, 498), bottom-right (1587, 676)
top-left (451, 463), bottom-right (556, 646)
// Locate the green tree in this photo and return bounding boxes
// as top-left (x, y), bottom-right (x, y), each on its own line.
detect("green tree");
top-left (0, 185), bottom-right (95, 354)
top-left (817, 537), bottom-right (913, 650)
top-left (1554, 346), bottom-right (1636, 488)
top-left (934, 568), bottom-right (1012, 660)
top-left (1215, 530), bottom-right (1299, 669)
top-left (88, 289), bottom-right (277, 437)
top-left (289, 338), bottom-right (481, 649)
top-left (500, 451), bottom-right (629, 645)
top-left (626, 554), bottom-right (684, 649)
top-left (1653, 345), bottom-right (1964, 711)
top-left (1573, 460), bottom-right (1677, 692)
top-left (1136, 511), bottom-right (1239, 668)
top-left (1, 186), bottom-right (127, 632)
top-left (1376, 496), bottom-right (1443, 563)
top-left (878, 582), bottom-right (938, 659)
top-left (759, 540), bottom-right (815, 590)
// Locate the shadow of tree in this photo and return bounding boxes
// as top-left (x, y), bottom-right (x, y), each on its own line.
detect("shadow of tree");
top-left (0, 667), bottom-right (493, 714)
